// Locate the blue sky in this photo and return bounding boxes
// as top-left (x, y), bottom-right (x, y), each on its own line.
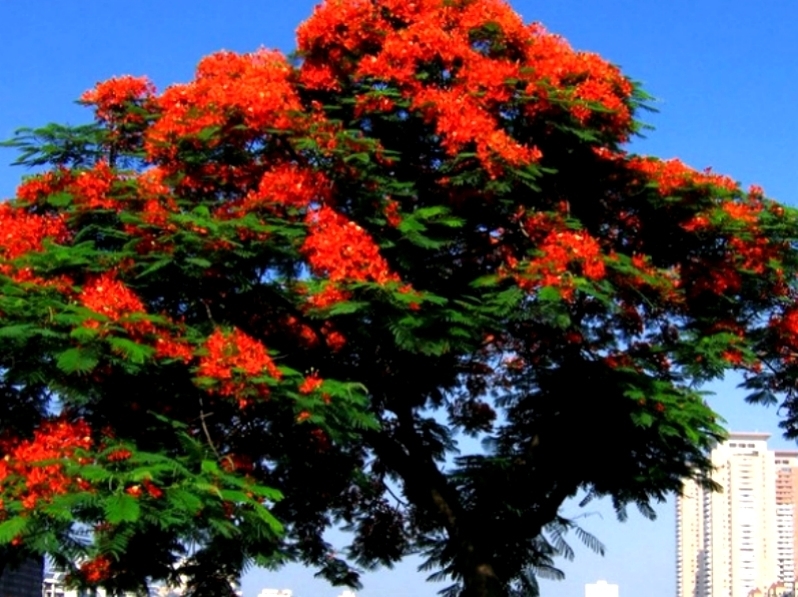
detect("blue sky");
top-left (1, 2), bottom-right (796, 596)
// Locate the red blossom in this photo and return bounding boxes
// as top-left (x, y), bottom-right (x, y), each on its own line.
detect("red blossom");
top-left (80, 555), bottom-right (113, 584)
top-left (82, 75), bottom-right (155, 122)
top-left (322, 325), bottom-right (347, 351)
top-left (722, 201), bottom-right (761, 224)
top-left (240, 164), bottom-right (330, 213)
top-left (515, 227), bottom-right (605, 300)
top-left (146, 50), bottom-right (303, 162)
top-left (0, 203), bottom-right (70, 263)
top-left (283, 315), bottom-right (320, 348)
top-left (143, 480), bottom-right (164, 499)
top-left (383, 199), bottom-right (402, 227)
top-left (299, 373), bottom-right (324, 395)
top-left (298, 0), bottom-right (634, 174)
top-left (154, 335), bottom-right (194, 362)
top-left (302, 205), bottom-right (400, 289)
top-left (71, 162), bottom-right (118, 210)
top-left (79, 271), bottom-right (153, 334)
top-left (16, 168), bottom-right (74, 205)
top-left (0, 418), bottom-right (93, 511)
top-left (628, 157), bottom-right (737, 196)
top-left (197, 328), bottom-right (282, 404)
top-left (106, 449), bottom-right (132, 462)
top-left (304, 283), bottom-right (352, 310)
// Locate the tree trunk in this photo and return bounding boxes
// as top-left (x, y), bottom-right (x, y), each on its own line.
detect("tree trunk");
top-left (369, 407), bottom-right (508, 597)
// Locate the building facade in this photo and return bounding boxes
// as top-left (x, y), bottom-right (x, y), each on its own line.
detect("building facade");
top-left (0, 557), bottom-right (44, 596)
top-left (585, 579), bottom-right (619, 597)
top-left (677, 433), bottom-right (798, 597)
top-left (43, 567), bottom-right (241, 597)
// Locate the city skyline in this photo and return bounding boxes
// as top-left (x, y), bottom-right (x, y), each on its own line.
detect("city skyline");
top-left (677, 433), bottom-right (798, 597)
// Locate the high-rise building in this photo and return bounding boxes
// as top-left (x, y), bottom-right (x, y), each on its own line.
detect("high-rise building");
top-left (0, 557), bottom-right (43, 596)
top-left (775, 451), bottom-right (798, 585)
top-left (585, 579), bottom-right (619, 597)
top-left (676, 432), bottom-right (798, 597)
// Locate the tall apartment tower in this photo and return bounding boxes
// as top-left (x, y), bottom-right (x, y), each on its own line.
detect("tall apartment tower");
top-left (0, 557), bottom-right (44, 596)
top-left (775, 451), bottom-right (798, 584)
top-left (677, 433), bottom-right (798, 597)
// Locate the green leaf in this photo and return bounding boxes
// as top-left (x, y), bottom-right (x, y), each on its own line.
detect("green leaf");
top-left (75, 465), bottom-right (112, 482)
top-left (254, 505), bottom-right (284, 534)
top-left (343, 152), bottom-right (371, 165)
top-left (167, 488), bottom-right (203, 513)
top-left (0, 517), bottom-right (28, 544)
top-left (186, 257), bottom-right (212, 268)
top-left (56, 347), bottom-right (99, 374)
top-left (105, 493), bottom-right (141, 524)
top-left (70, 326), bottom-right (99, 342)
top-left (219, 489), bottom-right (252, 504)
top-left (46, 192), bottom-right (74, 207)
top-left (196, 126), bottom-right (221, 142)
top-left (538, 286), bottom-right (562, 303)
top-left (0, 324), bottom-right (34, 339)
top-left (201, 460), bottom-right (220, 474)
top-left (107, 337), bottom-right (155, 364)
top-left (325, 300), bottom-right (368, 315)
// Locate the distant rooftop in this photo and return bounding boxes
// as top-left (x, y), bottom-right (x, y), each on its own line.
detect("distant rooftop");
top-left (728, 432), bottom-right (772, 441)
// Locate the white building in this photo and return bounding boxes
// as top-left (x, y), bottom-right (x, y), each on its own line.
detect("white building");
top-left (257, 590), bottom-right (293, 597)
top-left (43, 566), bottom-right (241, 597)
top-left (42, 569), bottom-right (140, 597)
top-left (775, 451), bottom-right (798, 584)
top-left (677, 433), bottom-right (798, 597)
top-left (585, 579), bottom-right (618, 597)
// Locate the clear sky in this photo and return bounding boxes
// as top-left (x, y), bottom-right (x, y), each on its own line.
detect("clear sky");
top-left (1, 2), bottom-right (796, 596)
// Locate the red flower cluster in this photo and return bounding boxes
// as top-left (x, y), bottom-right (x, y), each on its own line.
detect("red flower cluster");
top-left (146, 50), bottom-right (302, 161)
top-left (16, 161), bottom-right (120, 212)
top-left (197, 328), bottom-right (282, 406)
top-left (81, 75), bottom-right (156, 122)
top-left (298, 0), bottom-right (635, 175)
top-left (512, 225), bottom-right (605, 300)
top-left (532, 230), bottom-right (605, 298)
top-left (299, 372), bottom-right (324, 395)
top-left (523, 26), bottom-right (633, 130)
top-left (134, 168), bottom-right (179, 228)
top-left (71, 162), bottom-right (118, 210)
top-left (238, 164), bottom-right (331, 214)
top-left (302, 206), bottom-right (400, 307)
top-left (125, 479), bottom-right (163, 499)
top-left (771, 309), bottom-right (798, 364)
top-left (628, 157), bottom-right (737, 197)
top-left (0, 419), bottom-right (93, 511)
top-left (78, 271), bottom-right (195, 362)
top-left (303, 206), bottom-right (399, 284)
top-left (16, 168), bottom-right (73, 206)
top-left (153, 335), bottom-right (195, 363)
top-left (80, 555), bottom-right (112, 584)
top-left (78, 271), bottom-right (152, 333)
top-left (0, 202), bottom-right (71, 287)
top-left (0, 203), bottom-right (69, 264)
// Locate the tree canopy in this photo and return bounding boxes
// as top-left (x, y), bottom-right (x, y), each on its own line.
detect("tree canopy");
top-left (1, 1), bottom-right (797, 596)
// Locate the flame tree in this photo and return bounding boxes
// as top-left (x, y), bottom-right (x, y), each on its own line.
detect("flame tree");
top-left (1, 1), bottom-right (797, 596)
